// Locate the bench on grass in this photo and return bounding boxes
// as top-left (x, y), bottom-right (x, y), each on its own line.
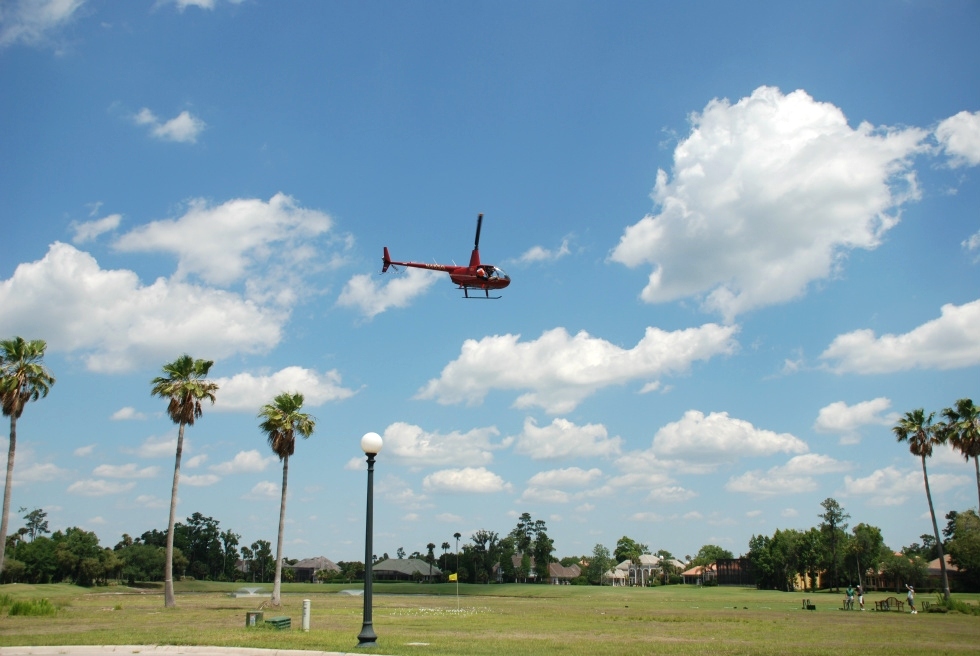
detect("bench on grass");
top-left (874, 597), bottom-right (904, 612)
top-left (802, 598), bottom-right (816, 610)
top-left (265, 616), bottom-right (291, 629)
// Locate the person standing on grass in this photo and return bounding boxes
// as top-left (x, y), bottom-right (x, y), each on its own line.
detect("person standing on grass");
top-left (857, 584), bottom-right (865, 610)
top-left (906, 584), bottom-right (917, 614)
top-left (846, 584), bottom-right (855, 610)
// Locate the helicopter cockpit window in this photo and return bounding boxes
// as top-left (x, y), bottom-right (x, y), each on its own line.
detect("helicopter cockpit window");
top-left (490, 268), bottom-right (509, 280)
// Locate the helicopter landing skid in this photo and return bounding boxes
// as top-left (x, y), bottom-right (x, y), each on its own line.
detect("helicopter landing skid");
top-left (462, 288), bottom-right (502, 300)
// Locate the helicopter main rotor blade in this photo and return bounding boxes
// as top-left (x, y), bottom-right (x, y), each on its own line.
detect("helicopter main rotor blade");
top-left (473, 213), bottom-right (483, 251)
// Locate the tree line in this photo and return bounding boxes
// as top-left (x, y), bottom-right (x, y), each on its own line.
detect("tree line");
top-left (407, 512), bottom-right (558, 584)
top-left (748, 500), bottom-right (980, 594)
top-left (0, 339), bottom-right (317, 609)
top-left (391, 512), bottom-right (734, 587)
top-left (0, 507), bottom-right (280, 586)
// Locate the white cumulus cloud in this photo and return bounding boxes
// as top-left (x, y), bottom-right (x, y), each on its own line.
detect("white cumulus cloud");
top-left (15, 462), bottom-right (67, 483)
top-left (182, 474), bottom-right (221, 487)
top-left (843, 466), bottom-right (968, 507)
top-left (964, 230), bottom-right (980, 263)
top-left (245, 481), bottom-right (279, 499)
top-left (725, 453), bottom-right (851, 497)
top-left (422, 467), bottom-right (512, 494)
top-left (134, 108), bottom-right (206, 144)
top-left (128, 435), bottom-right (179, 459)
top-left (0, 242), bottom-right (282, 372)
top-left (111, 407), bottom-right (146, 421)
top-left (726, 470), bottom-right (818, 497)
top-left (377, 476), bottom-right (429, 509)
top-left (417, 324), bottom-right (738, 414)
top-left (515, 239), bottom-right (571, 265)
top-left (380, 422), bottom-right (504, 468)
top-left (337, 268), bottom-right (439, 319)
top-left (935, 110), bottom-right (980, 168)
top-left (646, 486), bottom-right (697, 503)
top-left (651, 410), bottom-right (809, 464)
top-left (184, 454), bottom-right (207, 468)
top-left (92, 463), bottom-right (159, 478)
top-left (71, 214), bottom-right (122, 244)
top-left (169, 0), bottom-right (245, 11)
top-left (0, 0), bottom-right (85, 49)
top-left (511, 417), bottom-right (622, 460)
top-left (813, 397), bottom-right (897, 444)
top-left (134, 495), bottom-right (167, 509)
top-left (210, 450), bottom-right (276, 474)
top-left (114, 193), bottom-right (335, 294)
top-left (213, 366), bottom-right (357, 412)
top-left (819, 299), bottom-right (980, 374)
top-left (610, 86), bottom-right (928, 321)
top-left (527, 467), bottom-right (603, 488)
top-left (520, 487), bottom-right (570, 503)
top-left (67, 479), bottom-right (136, 496)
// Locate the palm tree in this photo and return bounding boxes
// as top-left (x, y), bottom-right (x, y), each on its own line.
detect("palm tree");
top-left (258, 391), bottom-right (316, 606)
top-left (151, 355), bottom-right (218, 608)
top-left (454, 532), bottom-right (462, 575)
top-left (893, 408), bottom-right (950, 600)
top-left (441, 541), bottom-right (450, 570)
top-left (0, 338), bottom-right (55, 575)
top-left (427, 542), bottom-right (436, 581)
top-left (943, 398), bottom-right (980, 510)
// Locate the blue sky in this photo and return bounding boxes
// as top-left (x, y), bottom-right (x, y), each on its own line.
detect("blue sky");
top-left (1, 0), bottom-right (979, 565)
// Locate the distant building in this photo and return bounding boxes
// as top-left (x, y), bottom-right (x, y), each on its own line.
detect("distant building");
top-left (373, 558), bottom-right (442, 582)
top-left (285, 556), bottom-right (340, 583)
top-left (629, 554), bottom-right (661, 586)
top-left (681, 563), bottom-right (716, 585)
top-left (495, 554), bottom-right (540, 582)
top-left (603, 567), bottom-right (627, 586)
top-left (715, 558), bottom-right (756, 587)
top-left (493, 555), bottom-right (580, 584)
top-left (611, 555), bottom-right (689, 586)
top-left (547, 562), bottom-right (581, 584)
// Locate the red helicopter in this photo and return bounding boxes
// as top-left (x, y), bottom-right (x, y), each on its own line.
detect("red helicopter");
top-left (382, 213), bottom-right (511, 298)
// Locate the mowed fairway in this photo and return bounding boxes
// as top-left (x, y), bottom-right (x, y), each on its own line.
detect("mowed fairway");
top-left (1, 582), bottom-right (978, 656)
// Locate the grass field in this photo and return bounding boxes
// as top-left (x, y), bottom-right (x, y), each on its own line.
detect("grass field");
top-left (1, 582), bottom-right (978, 655)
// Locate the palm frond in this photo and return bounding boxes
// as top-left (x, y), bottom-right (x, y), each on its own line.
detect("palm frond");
top-left (150, 355), bottom-right (218, 427)
top-left (258, 391), bottom-right (316, 460)
top-left (0, 337), bottom-right (55, 419)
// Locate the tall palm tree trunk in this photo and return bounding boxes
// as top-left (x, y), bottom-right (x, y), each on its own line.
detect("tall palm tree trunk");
top-left (973, 456), bottom-right (980, 511)
top-left (921, 455), bottom-right (951, 600)
top-left (0, 414), bottom-right (17, 574)
top-left (164, 423), bottom-right (186, 608)
top-left (272, 454), bottom-right (288, 606)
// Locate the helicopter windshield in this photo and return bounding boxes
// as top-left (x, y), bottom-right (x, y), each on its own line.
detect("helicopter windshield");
top-left (488, 268), bottom-right (509, 281)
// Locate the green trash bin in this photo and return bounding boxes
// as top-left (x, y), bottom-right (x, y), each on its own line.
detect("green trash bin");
top-left (246, 611), bottom-right (264, 627)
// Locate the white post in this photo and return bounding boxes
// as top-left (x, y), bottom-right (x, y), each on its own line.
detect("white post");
top-left (302, 598), bottom-right (311, 632)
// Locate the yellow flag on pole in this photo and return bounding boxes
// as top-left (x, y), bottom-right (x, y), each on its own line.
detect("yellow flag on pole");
top-left (449, 573), bottom-right (458, 581)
